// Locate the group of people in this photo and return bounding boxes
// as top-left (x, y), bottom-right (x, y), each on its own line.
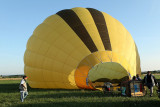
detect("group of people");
top-left (132, 71), bottom-right (158, 97)
top-left (132, 74), bottom-right (141, 81)
top-left (103, 71), bottom-right (158, 97)
top-left (19, 71), bottom-right (158, 102)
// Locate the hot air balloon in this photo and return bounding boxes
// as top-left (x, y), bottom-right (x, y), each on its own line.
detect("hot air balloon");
top-left (24, 7), bottom-right (141, 89)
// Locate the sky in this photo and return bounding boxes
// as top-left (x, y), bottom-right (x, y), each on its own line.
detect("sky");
top-left (0, 0), bottom-right (160, 75)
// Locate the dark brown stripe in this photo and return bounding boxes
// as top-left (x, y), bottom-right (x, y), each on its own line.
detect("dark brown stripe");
top-left (87, 8), bottom-right (112, 51)
top-left (57, 9), bottom-right (98, 53)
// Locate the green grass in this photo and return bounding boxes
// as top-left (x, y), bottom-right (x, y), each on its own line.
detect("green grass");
top-left (0, 80), bottom-right (160, 107)
top-left (141, 74), bottom-right (160, 79)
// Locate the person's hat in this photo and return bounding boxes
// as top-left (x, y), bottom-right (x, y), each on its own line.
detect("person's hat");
top-left (23, 75), bottom-right (28, 79)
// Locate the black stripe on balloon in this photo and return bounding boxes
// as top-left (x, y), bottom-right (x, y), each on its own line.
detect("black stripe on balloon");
top-left (87, 8), bottom-right (112, 51)
top-left (57, 9), bottom-right (98, 53)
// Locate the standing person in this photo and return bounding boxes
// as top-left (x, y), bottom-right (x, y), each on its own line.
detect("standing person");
top-left (103, 82), bottom-right (112, 94)
top-left (132, 76), bottom-right (136, 80)
top-left (143, 71), bottom-right (157, 96)
top-left (104, 82), bottom-right (112, 91)
top-left (19, 76), bottom-right (28, 102)
top-left (136, 74), bottom-right (141, 80)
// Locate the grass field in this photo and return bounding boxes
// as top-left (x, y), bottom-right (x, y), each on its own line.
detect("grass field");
top-left (141, 74), bottom-right (160, 80)
top-left (0, 75), bottom-right (160, 107)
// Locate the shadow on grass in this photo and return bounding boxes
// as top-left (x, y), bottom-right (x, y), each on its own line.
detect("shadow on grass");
top-left (29, 90), bottom-right (122, 99)
top-left (12, 100), bottom-right (160, 107)
top-left (0, 83), bottom-right (19, 93)
top-left (0, 83), bottom-right (58, 93)
top-left (0, 83), bottom-right (121, 98)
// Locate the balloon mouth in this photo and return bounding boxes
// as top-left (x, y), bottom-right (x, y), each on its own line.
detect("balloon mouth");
top-left (88, 62), bottom-right (129, 83)
top-left (74, 51), bottom-right (131, 89)
top-left (87, 62), bottom-right (130, 89)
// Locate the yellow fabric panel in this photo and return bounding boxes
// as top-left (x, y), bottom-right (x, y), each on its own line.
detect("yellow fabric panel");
top-left (45, 82), bottom-right (74, 89)
top-left (43, 71), bottom-right (68, 86)
top-left (26, 36), bottom-right (42, 53)
top-left (115, 54), bottom-right (128, 73)
top-left (42, 57), bottom-right (78, 88)
top-left (45, 46), bottom-right (62, 60)
top-left (128, 43), bottom-right (136, 76)
top-left (135, 45), bottom-right (141, 75)
top-left (63, 56), bottom-right (79, 68)
top-left (72, 7), bottom-right (105, 51)
top-left (68, 69), bottom-right (78, 89)
top-left (127, 65), bottom-right (133, 79)
top-left (33, 23), bottom-right (53, 40)
top-left (25, 53), bottom-right (78, 88)
top-left (24, 51), bottom-right (38, 68)
top-left (111, 52), bottom-right (120, 63)
top-left (135, 44), bottom-right (141, 75)
top-left (27, 35), bottom-right (50, 55)
top-left (111, 52), bottom-right (133, 77)
top-left (114, 21), bottom-right (127, 58)
top-left (88, 62), bottom-right (128, 82)
top-left (123, 31), bottom-right (135, 62)
top-left (69, 49), bottom-right (88, 61)
top-left (75, 66), bottom-right (93, 89)
top-left (25, 50), bottom-right (46, 69)
top-left (43, 69), bottom-right (64, 82)
top-left (101, 51), bottom-right (112, 62)
top-left (120, 57), bottom-right (129, 72)
top-left (93, 51), bottom-right (112, 62)
top-left (24, 66), bottom-right (44, 82)
top-left (28, 81), bottom-right (46, 88)
top-left (85, 53), bottom-right (101, 66)
top-left (42, 31), bottom-right (60, 45)
top-left (77, 58), bottom-right (93, 69)
top-left (43, 15), bottom-right (70, 33)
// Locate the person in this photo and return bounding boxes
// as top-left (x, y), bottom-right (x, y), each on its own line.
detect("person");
top-left (103, 82), bottom-right (112, 94)
top-left (136, 74), bottom-right (141, 80)
top-left (132, 76), bottom-right (136, 80)
top-left (19, 76), bottom-right (28, 102)
top-left (143, 71), bottom-right (157, 96)
top-left (120, 79), bottom-right (130, 96)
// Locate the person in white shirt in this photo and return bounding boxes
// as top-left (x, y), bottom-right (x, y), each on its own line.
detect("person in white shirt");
top-left (19, 76), bottom-right (28, 102)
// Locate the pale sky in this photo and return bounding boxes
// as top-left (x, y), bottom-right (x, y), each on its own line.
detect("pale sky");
top-left (0, 0), bottom-right (160, 75)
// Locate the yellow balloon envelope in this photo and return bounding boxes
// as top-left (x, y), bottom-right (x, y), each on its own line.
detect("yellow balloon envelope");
top-left (24, 7), bottom-right (141, 89)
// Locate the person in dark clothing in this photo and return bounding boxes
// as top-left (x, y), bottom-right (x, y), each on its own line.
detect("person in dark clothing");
top-left (132, 76), bottom-right (136, 80)
top-left (136, 74), bottom-right (141, 80)
top-left (143, 71), bottom-right (157, 96)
